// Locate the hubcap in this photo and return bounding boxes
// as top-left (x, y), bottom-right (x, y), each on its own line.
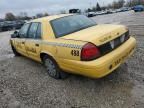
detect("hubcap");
top-left (45, 59), bottom-right (57, 77)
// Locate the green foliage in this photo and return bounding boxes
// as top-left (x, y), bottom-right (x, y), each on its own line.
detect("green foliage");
top-left (96, 2), bottom-right (102, 11)
top-left (5, 13), bottom-right (16, 21)
top-left (126, 0), bottom-right (144, 7)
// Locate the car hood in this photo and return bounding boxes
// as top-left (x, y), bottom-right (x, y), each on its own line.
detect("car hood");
top-left (60, 24), bottom-right (127, 46)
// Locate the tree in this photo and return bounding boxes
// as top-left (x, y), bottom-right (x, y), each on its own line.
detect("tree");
top-left (110, 0), bottom-right (125, 9)
top-left (92, 6), bottom-right (96, 11)
top-left (5, 12), bottom-right (16, 21)
top-left (118, 0), bottom-right (125, 7)
top-left (87, 8), bottom-right (92, 12)
top-left (112, 1), bottom-right (119, 9)
top-left (101, 6), bottom-right (107, 10)
top-left (43, 12), bottom-right (49, 16)
top-left (126, 0), bottom-right (144, 7)
top-left (96, 2), bottom-right (101, 11)
top-left (36, 13), bottom-right (44, 18)
top-left (16, 12), bottom-right (32, 20)
top-left (107, 4), bottom-right (113, 9)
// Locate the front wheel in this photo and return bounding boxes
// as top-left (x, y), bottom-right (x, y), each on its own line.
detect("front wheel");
top-left (43, 56), bottom-right (68, 79)
top-left (11, 45), bottom-right (21, 56)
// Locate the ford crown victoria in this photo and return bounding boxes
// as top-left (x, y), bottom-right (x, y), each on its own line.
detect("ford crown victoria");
top-left (10, 14), bottom-right (136, 79)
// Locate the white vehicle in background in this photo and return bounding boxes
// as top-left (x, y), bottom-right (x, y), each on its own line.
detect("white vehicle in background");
top-left (95, 11), bottom-right (106, 15)
top-left (105, 9), bottom-right (113, 14)
top-left (87, 12), bottom-right (96, 17)
top-left (116, 7), bottom-right (129, 12)
top-left (116, 9), bottom-right (122, 13)
top-left (111, 10), bottom-right (117, 13)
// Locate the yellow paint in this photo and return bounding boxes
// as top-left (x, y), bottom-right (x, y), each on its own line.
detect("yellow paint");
top-left (10, 14), bottom-right (136, 78)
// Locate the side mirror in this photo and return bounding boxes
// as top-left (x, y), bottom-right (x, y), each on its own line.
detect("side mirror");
top-left (11, 31), bottom-right (20, 38)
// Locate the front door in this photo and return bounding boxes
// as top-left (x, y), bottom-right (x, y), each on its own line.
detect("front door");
top-left (15, 23), bottom-right (31, 56)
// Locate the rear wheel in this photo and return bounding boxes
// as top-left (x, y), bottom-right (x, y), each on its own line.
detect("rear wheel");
top-left (43, 55), bottom-right (68, 79)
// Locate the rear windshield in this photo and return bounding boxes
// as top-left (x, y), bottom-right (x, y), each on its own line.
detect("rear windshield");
top-left (50, 15), bottom-right (96, 38)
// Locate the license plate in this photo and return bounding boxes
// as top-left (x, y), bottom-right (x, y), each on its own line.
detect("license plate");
top-left (110, 38), bottom-right (121, 49)
top-left (113, 52), bottom-right (129, 67)
top-left (110, 40), bottom-right (115, 49)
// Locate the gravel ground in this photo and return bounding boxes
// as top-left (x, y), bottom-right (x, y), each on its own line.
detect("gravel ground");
top-left (0, 11), bottom-right (144, 108)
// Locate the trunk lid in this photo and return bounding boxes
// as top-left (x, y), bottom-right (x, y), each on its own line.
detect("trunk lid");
top-left (60, 24), bottom-right (127, 46)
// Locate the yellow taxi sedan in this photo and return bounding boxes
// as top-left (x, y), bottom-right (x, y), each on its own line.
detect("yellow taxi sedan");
top-left (10, 14), bottom-right (136, 79)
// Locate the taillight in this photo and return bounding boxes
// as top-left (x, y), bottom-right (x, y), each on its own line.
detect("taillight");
top-left (81, 42), bottom-right (101, 61)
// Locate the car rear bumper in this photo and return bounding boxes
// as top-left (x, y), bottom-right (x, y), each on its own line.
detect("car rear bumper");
top-left (59, 37), bottom-right (136, 78)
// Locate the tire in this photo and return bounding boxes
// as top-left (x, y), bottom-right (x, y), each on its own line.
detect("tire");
top-left (43, 55), bottom-right (68, 79)
top-left (11, 45), bottom-right (21, 56)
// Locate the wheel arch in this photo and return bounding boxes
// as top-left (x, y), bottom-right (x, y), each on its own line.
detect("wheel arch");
top-left (40, 52), bottom-right (69, 79)
top-left (40, 52), bottom-right (58, 64)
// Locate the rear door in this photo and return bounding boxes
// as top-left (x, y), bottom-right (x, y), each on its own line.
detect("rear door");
top-left (25, 22), bottom-right (42, 61)
top-left (15, 23), bottom-right (30, 56)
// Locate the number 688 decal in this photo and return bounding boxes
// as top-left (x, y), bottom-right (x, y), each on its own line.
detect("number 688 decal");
top-left (71, 50), bottom-right (80, 56)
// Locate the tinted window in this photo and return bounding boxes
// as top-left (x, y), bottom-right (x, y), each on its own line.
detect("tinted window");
top-left (19, 23), bottom-right (30, 38)
top-left (28, 23), bottom-right (39, 38)
top-left (51, 15), bottom-right (96, 38)
top-left (35, 23), bottom-right (41, 39)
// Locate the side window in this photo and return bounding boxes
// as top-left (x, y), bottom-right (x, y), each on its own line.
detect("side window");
top-left (28, 23), bottom-right (39, 38)
top-left (19, 23), bottom-right (30, 38)
top-left (35, 23), bottom-right (42, 39)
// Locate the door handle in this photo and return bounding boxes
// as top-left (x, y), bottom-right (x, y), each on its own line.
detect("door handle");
top-left (22, 42), bottom-right (25, 44)
top-left (35, 44), bottom-right (39, 47)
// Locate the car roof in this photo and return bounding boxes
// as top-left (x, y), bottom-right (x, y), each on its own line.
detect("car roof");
top-left (31, 14), bottom-right (72, 23)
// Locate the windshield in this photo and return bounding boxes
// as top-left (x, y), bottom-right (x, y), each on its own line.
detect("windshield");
top-left (51, 15), bottom-right (96, 38)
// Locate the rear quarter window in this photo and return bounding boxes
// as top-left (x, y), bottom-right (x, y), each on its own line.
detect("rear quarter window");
top-left (35, 23), bottom-right (42, 39)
